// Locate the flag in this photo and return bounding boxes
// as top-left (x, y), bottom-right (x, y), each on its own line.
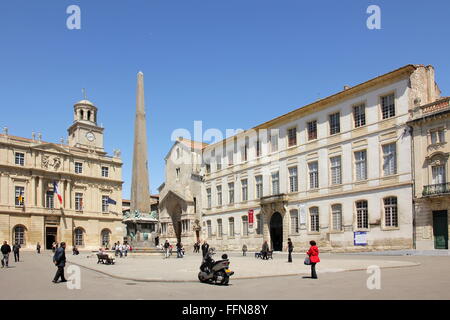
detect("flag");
top-left (107, 197), bottom-right (117, 205)
top-left (53, 181), bottom-right (63, 205)
top-left (18, 194), bottom-right (23, 204)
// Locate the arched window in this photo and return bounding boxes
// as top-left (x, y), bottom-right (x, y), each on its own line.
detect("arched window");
top-left (356, 200), bottom-right (368, 229)
top-left (101, 229), bottom-right (111, 247)
top-left (74, 228), bottom-right (84, 246)
top-left (79, 109), bottom-right (84, 120)
top-left (242, 216), bottom-right (249, 236)
top-left (87, 110), bottom-right (91, 121)
top-left (14, 226), bottom-right (25, 245)
top-left (229, 218), bottom-right (235, 237)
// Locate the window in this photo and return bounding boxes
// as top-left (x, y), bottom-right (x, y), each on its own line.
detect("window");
top-left (207, 220), bottom-right (212, 237)
top-left (75, 193), bottom-right (83, 211)
top-left (74, 228), bottom-right (84, 246)
top-left (193, 197), bottom-right (197, 213)
top-left (329, 112), bottom-right (340, 135)
top-left (432, 165), bottom-right (446, 184)
top-left (384, 197), bottom-right (398, 227)
top-left (310, 207), bottom-right (319, 232)
top-left (355, 150), bottom-right (367, 181)
top-left (75, 162), bottom-right (83, 174)
top-left (206, 188), bottom-right (211, 208)
top-left (288, 127), bottom-right (297, 147)
top-left (176, 168), bottom-right (180, 179)
top-left (307, 121), bottom-right (317, 141)
top-left (15, 152), bottom-right (24, 166)
top-left (228, 182), bottom-right (235, 204)
top-left (289, 166), bottom-right (298, 192)
top-left (216, 186), bottom-right (222, 206)
top-left (242, 216), bottom-right (249, 236)
top-left (430, 129), bottom-right (445, 145)
top-left (330, 156), bottom-right (342, 185)
top-left (216, 156), bottom-right (222, 170)
top-left (46, 191), bottom-right (54, 209)
top-left (331, 204), bottom-right (343, 231)
top-left (15, 186), bottom-right (24, 206)
top-left (256, 214), bottom-right (263, 235)
top-left (271, 171), bottom-right (280, 195)
top-left (255, 175), bottom-right (263, 199)
top-left (241, 179), bottom-right (248, 201)
top-left (256, 139), bottom-right (262, 157)
top-left (228, 152), bottom-right (233, 166)
top-left (381, 94), bottom-right (395, 119)
top-left (206, 164), bottom-right (211, 174)
top-left (271, 133), bottom-right (278, 153)
top-left (290, 209), bottom-right (299, 234)
top-left (217, 219), bottom-right (223, 237)
top-left (101, 166), bottom-right (109, 177)
top-left (101, 229), bottom-right (111, 247)
top-left (14, 226), bottom-right (25, 245)
top-left (102, 196), bottom-right (109, 213)
top-left (382, 143), bottom-right (397, 176)
top-left (309, 162), bottom-right (319, 189)
top-left (229, 218), bottom-right (235, 237)
top-left (353, 104), bottom-right (366, 128)
top-left (356, 200), bottom-right (368, 229)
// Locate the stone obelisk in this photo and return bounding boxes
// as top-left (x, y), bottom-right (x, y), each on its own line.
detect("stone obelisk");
top-left (130, 72), bottom-right (151, 215)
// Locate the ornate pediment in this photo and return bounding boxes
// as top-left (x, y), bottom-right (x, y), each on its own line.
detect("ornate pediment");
top-left (32, 143), bottom-right (71, 156)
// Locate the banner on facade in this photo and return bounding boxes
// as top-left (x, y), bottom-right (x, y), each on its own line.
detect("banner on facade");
top-left (299, 204), bottom-right (306, 225)
top-left (248, 209), bottom-right (254, 227)
top-left (354, 231), bottom-right (368, 246)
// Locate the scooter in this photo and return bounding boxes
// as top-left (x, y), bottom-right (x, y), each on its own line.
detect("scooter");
top-left (198, 249), bottom-right (234, 285)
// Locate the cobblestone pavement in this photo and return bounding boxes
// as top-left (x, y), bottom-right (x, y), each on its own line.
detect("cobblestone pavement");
top-left (1, 251), bottom-right (450, 300)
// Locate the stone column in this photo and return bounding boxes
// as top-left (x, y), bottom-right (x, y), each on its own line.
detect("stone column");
top-left (30, 176), bottom-right (36, 207)
top-left (36, 176), bottom-right (43, 207)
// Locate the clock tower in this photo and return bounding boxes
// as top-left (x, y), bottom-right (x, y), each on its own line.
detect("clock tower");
top-left (67, 99), bottom-right (105, 153)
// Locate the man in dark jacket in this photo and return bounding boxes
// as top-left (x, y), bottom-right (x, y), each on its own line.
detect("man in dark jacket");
top-left (52, 242), bottom-right (67, 283)
top-left (13, 242), bottom-right (21, 262)
top-left (1, 241), bottom-right (11, 268)
top-left (287, 238), bottom-right (293, 263)
top-left (261, 241), bottom-right (269, 260)
top-left (201, 241), bottom-right (209, 258)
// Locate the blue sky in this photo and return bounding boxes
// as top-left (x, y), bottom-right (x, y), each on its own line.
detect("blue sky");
top-left (0, 0), bottom-right (449, 199)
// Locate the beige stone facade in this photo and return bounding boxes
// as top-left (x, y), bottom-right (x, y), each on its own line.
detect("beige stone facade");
top-left (408, 96), bottom-right (450, 250)
top-left (161, 64), bottom-right (444, 253)
top-left (0, 100), bottom-right (123, 250)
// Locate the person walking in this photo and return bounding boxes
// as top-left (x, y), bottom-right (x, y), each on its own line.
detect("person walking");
top-left (261, 241), bottom-right (269, 260)
top-left (52, 242), bottom-right (67, 283)
top-left (115, 242), bottom-right (120, 257)
top-left (306, 240), bottom-right (320, 279)
top-left (163, 240), bottom-right (170, 259)
top-left (201, 241), bottom-right (209, 258)
top-left (242, 244), bottom-right (248, 256)
top-left (36, 242), bottom-right (41, 254)
top-left (176, 241), bottom-right (183, 258)
top-left (1, 241), bottom-right (11, 268)
top-left (287, 238), bottom-right (293, 263)
top-left (124, 243), bottom-right (130, 257)
top-left (13, 242), bottom-right (21, 262)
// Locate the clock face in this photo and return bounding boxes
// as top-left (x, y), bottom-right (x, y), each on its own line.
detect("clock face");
top-left (86, 132), bottom-right (95, 142)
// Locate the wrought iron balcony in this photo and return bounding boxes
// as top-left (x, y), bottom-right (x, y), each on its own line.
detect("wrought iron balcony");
top-left (423, 183), bottom-right (450, 197)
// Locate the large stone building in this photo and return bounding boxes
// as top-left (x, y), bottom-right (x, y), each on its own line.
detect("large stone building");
top-left (0, 99), bottom-right (123, 250)
top-left (160, 64), bottom-right (443, 252)
top-left (409, 96), bottom-right (450, 250)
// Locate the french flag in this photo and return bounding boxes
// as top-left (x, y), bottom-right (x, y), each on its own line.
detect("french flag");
top-left (53, 181), bottom-right (63, 205)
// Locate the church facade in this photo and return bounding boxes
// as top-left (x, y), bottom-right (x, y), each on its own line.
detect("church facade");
top-left (0, 99), bottom-right (123, 250)
top-left (160, 64), bottom-right (444, 252)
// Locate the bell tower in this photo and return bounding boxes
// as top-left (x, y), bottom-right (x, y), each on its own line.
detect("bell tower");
top-left (67, 99), bottom-right (105, 153)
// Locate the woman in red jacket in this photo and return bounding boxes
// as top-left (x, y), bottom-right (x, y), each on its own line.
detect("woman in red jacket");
top-left (306, 240), bottom-right (320, 279)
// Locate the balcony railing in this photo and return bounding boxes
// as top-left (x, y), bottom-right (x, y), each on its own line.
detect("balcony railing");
top-left (423, 183), bottom-right (450, 196)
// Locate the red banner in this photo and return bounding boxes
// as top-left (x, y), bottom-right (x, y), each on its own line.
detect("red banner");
top-left (248, 209), bottom-right (254, 224)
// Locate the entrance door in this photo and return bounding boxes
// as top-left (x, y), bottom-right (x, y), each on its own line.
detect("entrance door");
top-left (270, 212), bottom-right (283, 251)
top-left (46, 227), bottom-right (58, 249)
top-left (433, 211), bottom-right (448, 249)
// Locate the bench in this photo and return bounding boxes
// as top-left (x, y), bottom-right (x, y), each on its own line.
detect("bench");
top-left (97, 253), bottom-right (115, 265)
top-left (255, 250), bottom-right (273, 260)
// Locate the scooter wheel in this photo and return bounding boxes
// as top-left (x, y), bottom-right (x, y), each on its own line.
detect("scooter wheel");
top-left (198, 272), bottom-right (208, 283)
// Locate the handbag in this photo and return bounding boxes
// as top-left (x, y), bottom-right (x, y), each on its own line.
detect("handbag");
top-left (304, 256), bottom-right (311, 265)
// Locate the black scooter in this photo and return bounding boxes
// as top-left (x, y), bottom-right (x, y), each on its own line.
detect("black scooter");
top-left (198, 249), bottom-right (234, 285)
